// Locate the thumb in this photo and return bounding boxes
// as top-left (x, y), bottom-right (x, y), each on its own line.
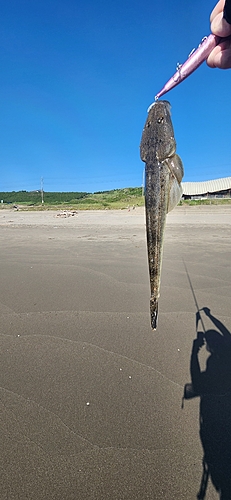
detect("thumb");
top-left (211, 12), bottom-right (231, 37)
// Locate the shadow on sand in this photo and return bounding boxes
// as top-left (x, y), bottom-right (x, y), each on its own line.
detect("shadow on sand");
top-left (183, 308), bottom-right (231, 500)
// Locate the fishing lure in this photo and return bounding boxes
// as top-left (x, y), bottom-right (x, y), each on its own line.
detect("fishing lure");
top-left (155, 34), bottom-right (221, 100)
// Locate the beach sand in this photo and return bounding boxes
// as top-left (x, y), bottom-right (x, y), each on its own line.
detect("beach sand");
top-left (1, 206), bottom-right (231, 499)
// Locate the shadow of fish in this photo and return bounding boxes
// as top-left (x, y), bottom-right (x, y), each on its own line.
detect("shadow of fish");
top-left (140, 101), bottom-right (184, 330)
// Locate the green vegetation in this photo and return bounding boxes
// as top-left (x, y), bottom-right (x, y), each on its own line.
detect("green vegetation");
top-left (0, 190), bottom-right (89, 205)
top-left (0, 187), bottom-right (144, 210)
top-left (179, 198), bottom-right (231, 206)
top-left (0, 188), bottom-right (230, 210)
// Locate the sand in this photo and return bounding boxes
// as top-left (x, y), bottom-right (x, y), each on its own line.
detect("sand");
top-left (1, 205), bottom-right (231, 499)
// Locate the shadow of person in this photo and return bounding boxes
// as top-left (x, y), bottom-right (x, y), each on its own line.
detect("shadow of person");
top-left (184, 308), bottom-right (231, 500)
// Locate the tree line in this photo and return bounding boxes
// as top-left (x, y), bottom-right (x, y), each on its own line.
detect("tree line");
top-left (0, 191), bottom-right (89, 204)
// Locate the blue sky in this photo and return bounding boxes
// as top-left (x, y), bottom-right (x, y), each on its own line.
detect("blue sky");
top-left (1, 0), bottom-right (230, 193)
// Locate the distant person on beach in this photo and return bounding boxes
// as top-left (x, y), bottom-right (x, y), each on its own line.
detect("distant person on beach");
top-left (207, 0), bottom-right (231, 68)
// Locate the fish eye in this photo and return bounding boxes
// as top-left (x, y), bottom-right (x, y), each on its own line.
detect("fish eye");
top-left (157, 116), bottom-right (164, 124)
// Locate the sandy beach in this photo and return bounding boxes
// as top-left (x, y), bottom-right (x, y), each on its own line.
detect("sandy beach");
top-left (1, 204), bottom-right (231, 227)
top-left (1, 205), bottom-right (231, 499)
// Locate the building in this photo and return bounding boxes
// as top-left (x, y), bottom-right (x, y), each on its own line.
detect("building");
top-left (181, 177), bottom-right (231, 200)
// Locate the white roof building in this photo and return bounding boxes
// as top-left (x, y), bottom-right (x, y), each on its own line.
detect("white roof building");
top-left (182, 177), bottom-right (231, 198)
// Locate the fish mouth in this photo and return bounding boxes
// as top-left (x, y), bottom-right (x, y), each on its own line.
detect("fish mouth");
top-left (147, 100), bottom-right (171, 113)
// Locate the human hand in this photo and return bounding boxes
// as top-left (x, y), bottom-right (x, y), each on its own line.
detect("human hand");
top-left (192, 332), bottom-right (204, 353)
top-left (207, 0), bottom-right (231, 68)
top-left (201, 307), bottom-right (211, 316)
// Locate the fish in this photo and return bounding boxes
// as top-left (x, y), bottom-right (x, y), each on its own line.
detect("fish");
top-left (140, 100), bottom-right (184, 330)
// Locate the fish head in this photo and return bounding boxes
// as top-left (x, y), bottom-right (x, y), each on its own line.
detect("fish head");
top-left (140, 100), bottom-right (176, 163)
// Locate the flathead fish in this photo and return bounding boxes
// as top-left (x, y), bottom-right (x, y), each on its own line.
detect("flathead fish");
top-left (140, 101), bottom-right (184, 330)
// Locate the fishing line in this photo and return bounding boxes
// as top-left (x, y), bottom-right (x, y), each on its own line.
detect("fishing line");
top-left (182, 258), bottom-right (206, 334)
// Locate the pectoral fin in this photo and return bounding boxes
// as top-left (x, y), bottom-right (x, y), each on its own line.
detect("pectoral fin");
top-left (164, 154), bottom-right (184, 213)
top-left (167, 177), bottom-right (183, 213)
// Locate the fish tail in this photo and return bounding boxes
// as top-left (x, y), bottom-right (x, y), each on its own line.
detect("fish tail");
top-left (150, 297), bottom-right (158, 330)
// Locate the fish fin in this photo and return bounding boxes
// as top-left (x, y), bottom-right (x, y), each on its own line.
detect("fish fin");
top-left (164, 155), bottom-right (184, 213)
top-left (150, 298), bottom-right (158, 330)
top-left (167, 178), bottom-right (183, 213)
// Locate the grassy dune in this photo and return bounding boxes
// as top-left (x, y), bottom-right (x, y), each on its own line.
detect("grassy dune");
top-left (0, 188), bottom-right (144, 210)
top-left (1, 188), bottom-right (231, 210)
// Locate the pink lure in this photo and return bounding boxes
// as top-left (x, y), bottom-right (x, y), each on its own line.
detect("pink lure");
top-left (155, 34), bottom-right (221, 100)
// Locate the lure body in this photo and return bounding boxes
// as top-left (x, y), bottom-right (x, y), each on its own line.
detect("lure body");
top-left (140, 101), bottom-right (184, 329)
top-left (155, 34), bottom-right (220, 100)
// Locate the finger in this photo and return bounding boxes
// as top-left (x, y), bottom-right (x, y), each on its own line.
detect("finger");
top-left (210, 0), bottom-right (225, 23)
top-left (211, 12), bottom-right (231, 36)
top-left (207, 46), bottom-right (221, 67)
top-left (207, 38), bottom-right (231, 68)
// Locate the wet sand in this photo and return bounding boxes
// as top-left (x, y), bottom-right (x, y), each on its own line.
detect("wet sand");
top-left (1, 206), bottom-right (231, 499)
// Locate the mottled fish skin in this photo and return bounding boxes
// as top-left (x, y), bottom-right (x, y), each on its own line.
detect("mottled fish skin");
top-left (140, 101), bottom-right (184, 330)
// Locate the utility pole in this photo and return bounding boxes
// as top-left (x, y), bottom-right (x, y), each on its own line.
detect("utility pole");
top-left (41, 177), bottom-right (44, 204)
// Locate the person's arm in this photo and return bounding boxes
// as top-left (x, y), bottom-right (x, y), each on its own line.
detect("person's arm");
top-left (207, 0), bottom-right (231, 68)
top-left (202, 307), bottom-right (231, 338)
top-left (190, 334), bottom-right (204, 393)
